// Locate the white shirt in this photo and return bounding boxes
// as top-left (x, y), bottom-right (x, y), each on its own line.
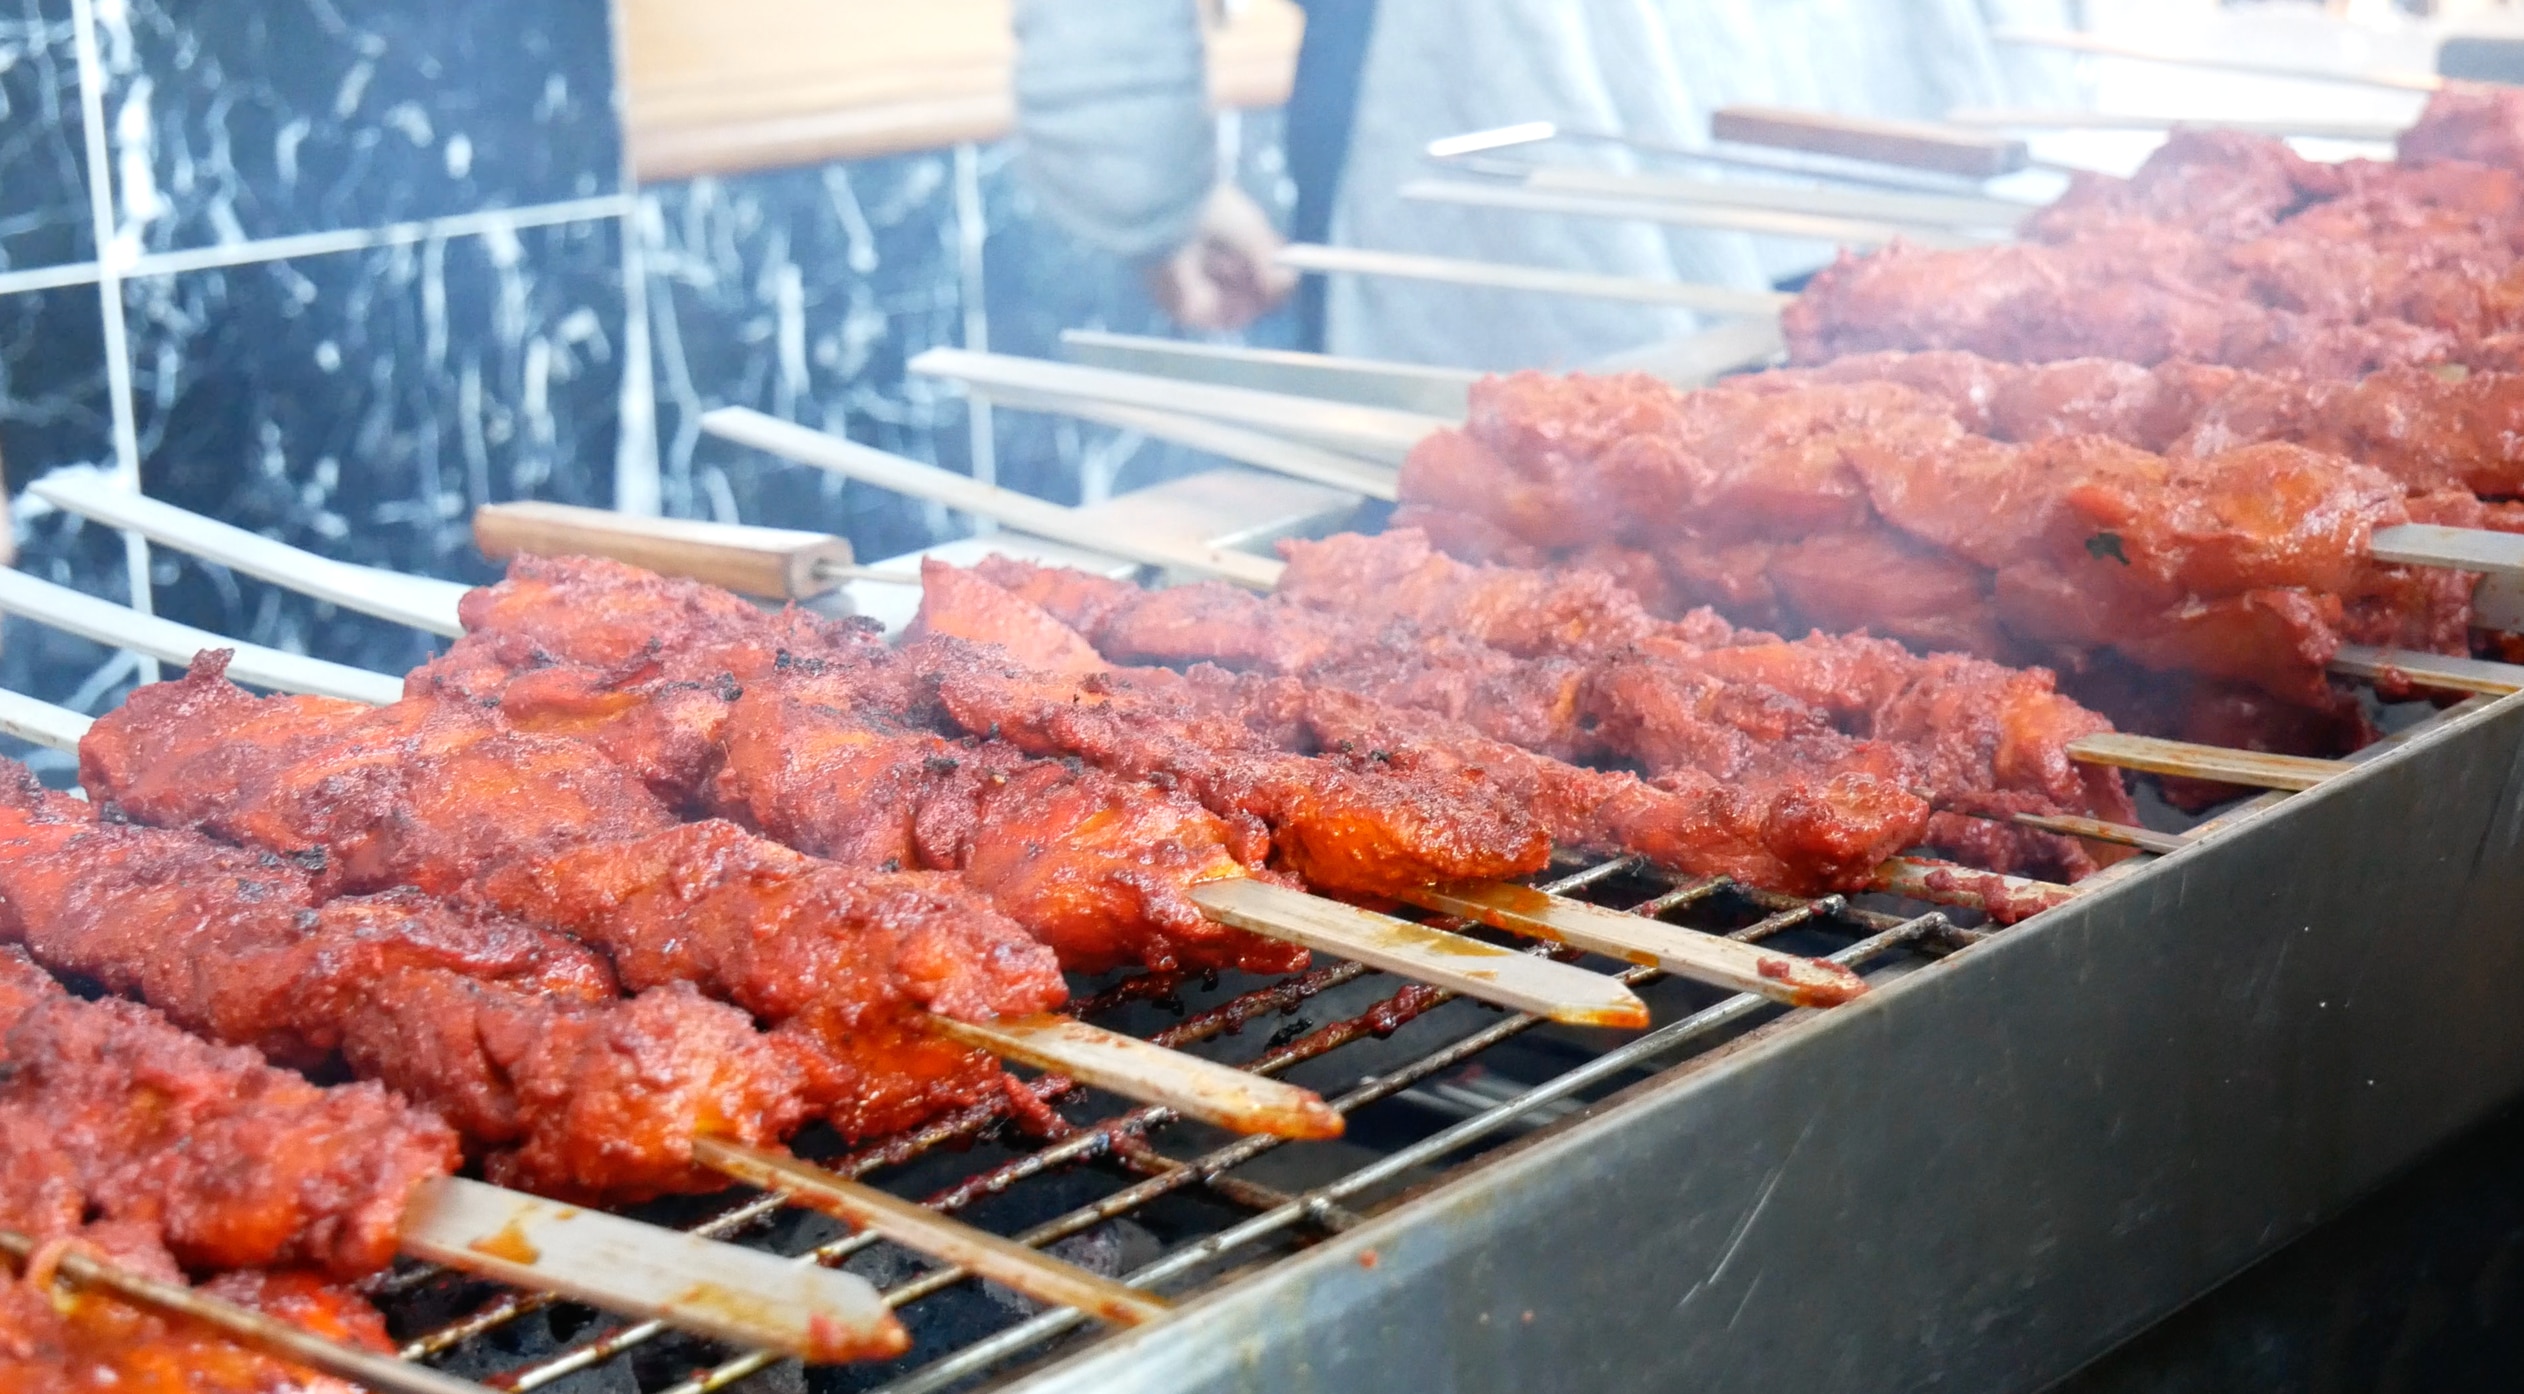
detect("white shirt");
top-left (1012, 0), bottom-right (2075, 371)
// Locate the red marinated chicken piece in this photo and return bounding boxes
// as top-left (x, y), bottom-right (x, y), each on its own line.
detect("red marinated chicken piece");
top-left (81, 652), bottom-right (1066, 1143)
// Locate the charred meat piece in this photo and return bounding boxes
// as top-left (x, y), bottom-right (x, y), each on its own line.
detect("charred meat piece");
top-left (81, 651), bottom-right (1066, 1143)
top-left (0, 762), bottom-right (809, 1201)
top-left (0, 945), bottom-right (456, 1281)
top-left (414, 554), bottom-right (1305, 975)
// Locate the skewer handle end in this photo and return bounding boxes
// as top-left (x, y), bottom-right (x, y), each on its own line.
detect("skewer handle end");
top-left (473, 501), bottom-right (856, 601)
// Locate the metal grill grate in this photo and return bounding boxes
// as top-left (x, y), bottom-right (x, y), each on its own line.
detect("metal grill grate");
top-left (385, 856), bottom-right (1981, 1392)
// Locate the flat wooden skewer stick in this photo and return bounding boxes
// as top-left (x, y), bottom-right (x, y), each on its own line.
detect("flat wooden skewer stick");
top-left (1282, 239), bottom-right (1831, 307)
top-left (1399, 880), bottom-right (1868, 1007)
top-left (905, 347), bottom-right (1445, 464)
top-left (30, 469), bottom-right (473, 637)
top-left (700, 406), bottom-right (1288, 590)
top-left (0, 1225), bottom-right (492, 1394)
top-left (1060, 329), bottom-right (1481, 418)
top-left (2010, 811), bottom-right (2193, 857)
top-left (1946, 106), bottom-right (2407, 142)
top-left (474, 499), bottom-right (858, 602)
top-left (691, 1139), bottom-right (1172, 1327)
top-left (925, 1012), bottom-right (1345, 1140)
top-left (2329, 644), bottom-right (2524, 699)
top-left (1519, 165), bottom-right (2035, 230)
top-left (1187, 879), bottom-right (1652, 1029)
top-left (953, 384), bottom-right (1401, 501)
top-left (1869, 859), bottom-right (2076, 917)
top-left (397, 1177), bottom-right (903, 1362)
top-left (1991, 27), bottom-right (2447, 94)
top-left (2067, 733), bottom-right (2349, 792)
top-left (0, 567), bottom-right (404, 704)
top-left (1394, 180), bottom-right (1997, 250)
top-left (1708, 105), bottom-right (2035, 180)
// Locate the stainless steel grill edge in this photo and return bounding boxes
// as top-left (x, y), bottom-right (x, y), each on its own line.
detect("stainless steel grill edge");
top-left (996, 690), bottom-right (2524, 1394)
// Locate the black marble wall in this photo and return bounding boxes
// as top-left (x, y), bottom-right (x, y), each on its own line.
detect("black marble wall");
top-left (641, 112), bottom-right (1298, 565)
top-left (1, 0), bottom-right (627, 778)
top-left (0, 0), bottom-right (1291, 785)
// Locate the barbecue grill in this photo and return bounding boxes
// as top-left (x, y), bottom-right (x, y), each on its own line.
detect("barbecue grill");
top-left (387, 685), bottom-right (2524, 1394)
top-left (13, 464), bottom-right (2517, 1394)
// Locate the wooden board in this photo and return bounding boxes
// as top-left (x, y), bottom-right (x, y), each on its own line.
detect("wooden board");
top-left (622, 0), bottom-right (1304, 179)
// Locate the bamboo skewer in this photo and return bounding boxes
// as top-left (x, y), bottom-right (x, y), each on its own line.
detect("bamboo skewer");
top-left (29, 470), bottom-right (472, 636)
top-left (700, 405), bottom-right (1289, 590)
top-left (0, 1226), bottom-right (493, 1394)
top-left (2329, 644), bottom-right (2524, 699)
top-left (1279, 240), bottom-right (1824, 308)
top-left (1397, 178), bottom-right (2002, 250)
top-left (1708, 105), bottom-right (2035, 180)
top-left (2010, 811), bottom-right (2194, 857)
top-left (395, 1177), bottom-right (903, 1361)
top-left (1186, 879), bottom-right (1652, 1028)
top-left (1990, 27), bottom-right (2448, 95)
top-left (690, 1139), bottom-right (1173, 1327)
top-left (474, 499), bottom-right (858, 601)
top-left (1946, 107), bottom-right (2407, 142)
top-left (2371, 523), bottom-right (2524, 580)
top-left (1868, 859), bottom-right (2077, 917)
top-left (1425, 119), bottom-right (2020, 194)
top-left (0, 504), bottom-right (1673, 1039)
top-left (0, 567), bottom-right (405, 704)
top-left (950, 386), bottom-right (1402, 502)
top-left (2066, 733), bottom-right (2350, 792)
top-left (1060, 329), bottom-right (1481, 417)
top-left (1520, 165), bottom-right (2036, 230)
top-left (924, 1013), bottom-right (1346, 1136)
top-left (1398, 880), bottom-right (1868, 1007)
top-left (905, 348), bottom-right (1444, 463)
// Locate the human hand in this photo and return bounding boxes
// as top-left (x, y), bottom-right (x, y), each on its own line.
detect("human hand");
top-left (1140, 184), bottom-right (1298, 332)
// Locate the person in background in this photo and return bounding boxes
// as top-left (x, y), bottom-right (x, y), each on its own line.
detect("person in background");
top-left (1012, 0), bottom-right (2072, 372)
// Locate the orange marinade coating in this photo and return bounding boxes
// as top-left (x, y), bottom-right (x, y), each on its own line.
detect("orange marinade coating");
top-left (907, 632), bottom-right (1551, 897)
top-left (417, 555), bottom-right (1303, 975)
top-left (0, 763), bottom-right (813, 1202)
top-left (712, 662), bottom-right (1304, 975)
top-left (932, 562), bottom-right (1962, 890)
top-left (1396, 370), bottom-right (2454, 709)
top-left (976, 545), bottom-right (2126, 879)
top-left (0, 1237), bottom-right (387, 1393)
top-left (0, 947), bottom-right (456, 1281)
top-left (0, 948), bottom-right (395, 1392)
top-left (1786, 125), bottom-right (2524, 372)
top-left (81, 652), bottom-right (1065, 1142)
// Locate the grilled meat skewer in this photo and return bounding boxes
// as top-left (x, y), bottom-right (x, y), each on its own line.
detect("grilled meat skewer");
top-left (405, 555), bottom-right (1306, 975)
top-left (917, 561), bottom-right (1955, 891)
top-left (1751, 349), bottom-right (2524, 508)
top-left (78, 651), bottom-right (1068, 1142)
top-left (1787, 126), bottom-right (2524, 374)
top-left (0, 764), bottom-right (808, 1200)
top-left (411, 553), bottom-right (1549, 927)
top-left (1393, 369), bottom-right (2473, 723)
top-left (945, 551), bottom-right (2129, 883)
top-left (0, 945), bottom-right (454, 1281)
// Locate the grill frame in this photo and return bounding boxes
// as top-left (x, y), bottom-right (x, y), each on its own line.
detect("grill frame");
top-left (380, 690), bottom-right (2524, 1393)
top-left (26, 467), bottom-right (2515, 1392)
top-left (988, 689), bottom-right (2524, 1394)
top-left (401, 832), bottom-right (1974, 1391)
